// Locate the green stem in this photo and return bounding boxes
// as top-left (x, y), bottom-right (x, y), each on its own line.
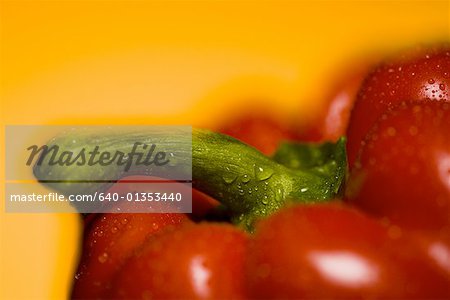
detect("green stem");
top-left (192, 130), bottom-right (345, 229)
top-left (33, 128), bottom-right (346, 230)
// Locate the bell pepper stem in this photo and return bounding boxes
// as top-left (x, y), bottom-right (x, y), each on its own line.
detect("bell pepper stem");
top-left (33, 128), bottom-right (346, 230)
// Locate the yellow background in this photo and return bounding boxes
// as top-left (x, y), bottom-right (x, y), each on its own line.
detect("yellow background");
top-left (1, 0), bottom-right (449, 299)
